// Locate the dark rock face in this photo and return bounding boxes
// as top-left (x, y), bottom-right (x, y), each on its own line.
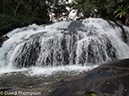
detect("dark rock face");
top-left (0, 36), bottom-right (9, 47)
top-left (14, 37), bottom-right (41, 68)
top-left (48, 59), bottom-right (129, 96)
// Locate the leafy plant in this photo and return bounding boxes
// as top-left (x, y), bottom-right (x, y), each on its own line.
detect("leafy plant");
top-left (75, 0), bottom-right (117, 19)
top-left (115, 0), bottom-right (129, 18)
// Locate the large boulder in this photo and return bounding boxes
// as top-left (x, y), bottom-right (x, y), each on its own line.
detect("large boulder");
top-left (49, 59), bottom-right (129, 96)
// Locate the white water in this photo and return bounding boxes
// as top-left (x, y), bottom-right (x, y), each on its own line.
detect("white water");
top-left (0, 18), bottom-right (129, 76)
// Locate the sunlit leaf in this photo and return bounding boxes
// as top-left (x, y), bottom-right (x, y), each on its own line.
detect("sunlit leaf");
top-left (115, 12), bottom-right (123, 18)
top-left (117, 0), bottom-right (124, 3)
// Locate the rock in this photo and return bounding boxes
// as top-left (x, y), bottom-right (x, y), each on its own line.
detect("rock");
top-left (0, 87), bottom-right (11, 91)
top-left (49, 59), bottom-right (129, 96)
top-left (0, 36), bottom-right (9, 47)
top-left (7, 59), bottom-right (129, 96)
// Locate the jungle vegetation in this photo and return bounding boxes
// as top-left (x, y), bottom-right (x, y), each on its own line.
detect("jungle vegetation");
top-left (0, 0), bottom-right (129, 36)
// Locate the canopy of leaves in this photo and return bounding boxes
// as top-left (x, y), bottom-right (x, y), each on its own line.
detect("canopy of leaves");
top-left (0, 14), bottom-right (16, 36)
top-left (115, 0), bottom-right (129, 18)
top-left (0, 0), bottom-right (129, 36)
top-left (0, 0), bottom-right (73, 36)
top-left (75, 0), bottom-right (117, 19)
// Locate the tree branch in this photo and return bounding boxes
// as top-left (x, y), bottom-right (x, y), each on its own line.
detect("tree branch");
top-left (14, 0), bottom-right (23, 17)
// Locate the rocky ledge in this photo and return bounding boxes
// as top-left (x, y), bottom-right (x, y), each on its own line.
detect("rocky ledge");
top-left (0, 36), bottom-right (9, 47)
top-left (4, 59), bottom-right (129, 96)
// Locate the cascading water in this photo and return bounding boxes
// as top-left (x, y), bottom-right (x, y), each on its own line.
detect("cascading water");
top-left (0, 18), bottom-right (129, 76)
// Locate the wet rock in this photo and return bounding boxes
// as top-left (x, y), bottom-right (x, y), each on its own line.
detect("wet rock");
top-left (49, 59), bottom-right (129, 96)
top-left (0, 87), bottom-right (11, 91)
top-left (0, 36), bottom-right (9, 47)
top-left (7, 58), bottom-right (129, 96)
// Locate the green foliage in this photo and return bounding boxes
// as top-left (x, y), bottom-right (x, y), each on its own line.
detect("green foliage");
top-left (1, 0), bottom-right (128, 36)
top-left (115, 0), bottom-right (129, 18)
top-left (115, 5), bottom-right (128, 18)
top-left (0, 14), bottom-right (16, 36)
top-left (0, 0), bottom-right (52, 35)
top-left (0, 0), bottom-right (72, 25)
top-left (53, 3), bottom-right (69, 20)
top-left (117, 0), bottom-right (124, 3)
top-left (75, 0), bottom-right (117, 19)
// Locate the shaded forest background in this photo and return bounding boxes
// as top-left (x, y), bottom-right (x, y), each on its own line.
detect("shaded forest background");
top-left (0, 0), bottom-right (129, 36)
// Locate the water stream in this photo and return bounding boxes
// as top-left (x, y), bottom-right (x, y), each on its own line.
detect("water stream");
top-left (0, 18), bottom-right (129, 86)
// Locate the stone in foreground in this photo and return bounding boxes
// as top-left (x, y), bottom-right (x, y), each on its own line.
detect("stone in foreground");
top-left (49, 59), bottom-right (129, 96)
top-left (7, 59), bottom-right (129, 96)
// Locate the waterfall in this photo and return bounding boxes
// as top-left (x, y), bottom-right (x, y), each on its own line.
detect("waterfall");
top-left (0, 18), bottom-right (129, 75)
